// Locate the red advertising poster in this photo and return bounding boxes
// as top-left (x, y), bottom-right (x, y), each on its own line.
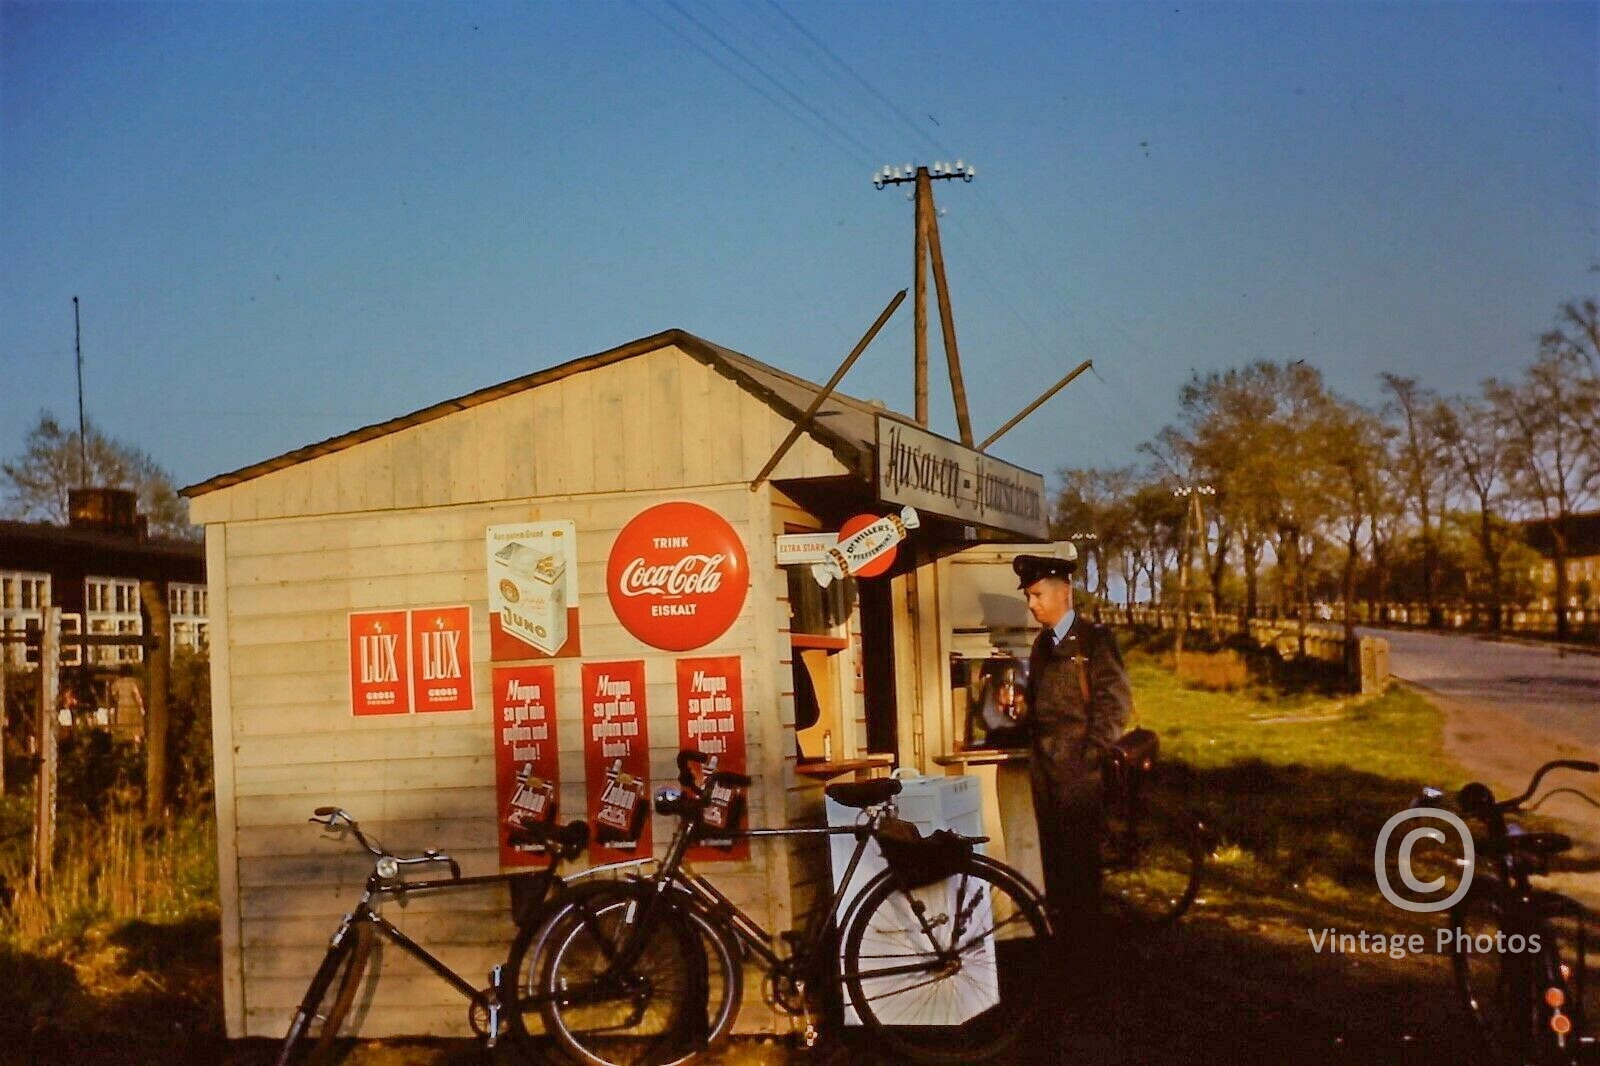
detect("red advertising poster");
top-left (582, 660), bottom-right (652, 860)
top-left (493, 665), bottom-right (561, 867)
top-left (606, 501), bottom-right (750, 651)
top-left (410, 606), bottom-right (474, 713)
top-left (676, 656), bottom-right (749, 862)
top-left (349, 610), bottom-right (411, 716)
top-left (487, 521), bottom-right (581, 660)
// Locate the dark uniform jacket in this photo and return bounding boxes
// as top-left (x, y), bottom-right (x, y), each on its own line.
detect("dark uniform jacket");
top-left (1025, 614), bottom-right (1133, 782)
top-left (1024, 614), bottom-right (1134, 912)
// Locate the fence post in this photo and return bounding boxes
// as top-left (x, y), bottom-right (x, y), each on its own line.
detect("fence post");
top-left (0, 639), bottom-right (7, 796)
top-left (32, 606), bottom-right (60, 890)
top-left (140, 580), bottom-right (171, 819)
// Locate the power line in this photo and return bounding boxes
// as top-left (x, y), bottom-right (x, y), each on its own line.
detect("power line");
top-left (660, 0), bottom-right (881, 164)
top-left (628, 0), bottom-right (865, 164)
top-left (765, 0), bottom-right (948, 159)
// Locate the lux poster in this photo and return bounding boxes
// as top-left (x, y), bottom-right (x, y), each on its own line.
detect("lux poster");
top-left (487, 521), bottom-right (581, 660)
top-left (581, 660), bottom-right (651, 860)
top-left (493, 665), bottom-right (560, 867)
top-left (349, 610), bottom-right (411, 716)
top-left (676, 656), bottom-right (749, 861)
top-left (411, 605), bottom-right (474, 713)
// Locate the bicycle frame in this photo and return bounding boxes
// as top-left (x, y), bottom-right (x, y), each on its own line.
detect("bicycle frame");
top-left (670, 821), bottom-right (888, 978)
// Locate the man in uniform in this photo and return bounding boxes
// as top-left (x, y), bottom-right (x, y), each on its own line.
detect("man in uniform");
top-left (1013, 548), bottom-right (1132, 934)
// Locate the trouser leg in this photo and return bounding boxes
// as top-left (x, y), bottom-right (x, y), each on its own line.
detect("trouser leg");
top-left (1033, 765), bottom-right (1103, 933)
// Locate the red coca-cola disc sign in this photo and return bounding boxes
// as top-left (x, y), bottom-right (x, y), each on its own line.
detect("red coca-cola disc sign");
top-left (607, 502), bottom-right (750, 651)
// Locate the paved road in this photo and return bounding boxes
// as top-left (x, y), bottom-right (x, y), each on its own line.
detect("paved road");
top-left (1362, 627), bottom-right (1600, 751)
top-left (1363, 627), bottom-right (1599, 905)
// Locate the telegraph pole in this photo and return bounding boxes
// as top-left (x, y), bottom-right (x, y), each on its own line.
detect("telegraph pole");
top-left (874, 161), bottom-right (977, 443)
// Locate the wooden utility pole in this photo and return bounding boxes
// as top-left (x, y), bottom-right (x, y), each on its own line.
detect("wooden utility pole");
top-left (875, 161), bottom-right (977, 439)
top-left (913, 175), bottom-right (930, 426)
top-left (918, 174), bottom-right (974, 445)
top-left (1172, 485), bottom-right (1216, 656)
top-left (140, 581), bottom-right (171, 819)
top-left (32, 607), bottom-right (60, 890)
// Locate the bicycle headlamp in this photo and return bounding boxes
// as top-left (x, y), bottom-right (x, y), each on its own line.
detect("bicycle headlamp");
top-left (654, 786), bottom-right (684, 816)
top-left (376, 856), bottom-right (400, 880)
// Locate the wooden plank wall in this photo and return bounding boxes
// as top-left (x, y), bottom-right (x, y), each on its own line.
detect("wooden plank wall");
top-left (196, 346), bottom-right (854, 1038)
top-left (189, 346), bottom-right (846, 527)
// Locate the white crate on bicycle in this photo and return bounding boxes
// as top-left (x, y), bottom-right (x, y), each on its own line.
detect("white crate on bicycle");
top-left (827, 771), bottom-right (997, 1026)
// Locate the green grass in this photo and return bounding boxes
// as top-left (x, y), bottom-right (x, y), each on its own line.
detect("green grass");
top-left (1124, 649), bottom-right (1471, 944)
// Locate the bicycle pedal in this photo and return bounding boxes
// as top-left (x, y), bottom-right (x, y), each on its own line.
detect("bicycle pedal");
top-left (804, 1023), bottom-right (819, 1048)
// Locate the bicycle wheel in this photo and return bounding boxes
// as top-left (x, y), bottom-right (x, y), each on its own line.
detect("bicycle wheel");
top-left (1100, 787), bottom-right (1204, 928)
top-left (514, 881), bottom-right (740, 1066)
top-left (1449, 880), bottom-right (1530, 1059)
top-left (275, 920), bottom-right (372, 1066)
top-left (841, 855), bottom-right (1053, 1064)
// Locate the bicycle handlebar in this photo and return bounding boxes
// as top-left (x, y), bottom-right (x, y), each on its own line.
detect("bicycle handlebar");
top-left (309, 807), bottom-right (461, 880)
top-left (1459, 759), bottom-right (1599, 814)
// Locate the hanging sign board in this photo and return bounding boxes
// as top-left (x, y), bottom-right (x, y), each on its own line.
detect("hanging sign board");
top-left (411, 605), bottom-right (474, 712)
top-left (582, 660), bottom-right (652, 860)
top-left (676, 656), bottom-right (749, 861)
top-left (488, 521), bottom-right (581, 660)
top-left (774, 532), bottom-right (839, 566)
top-left (607, 501), bottom-right (749, 651)
top-left (812, 507), bottom-right (919, 587)
top-left (493, 664), bottom-right (560, 867)
top-left (349, 610), bottom-right (411, 716)
top-left (875, 416), bottom-right (1048, 539)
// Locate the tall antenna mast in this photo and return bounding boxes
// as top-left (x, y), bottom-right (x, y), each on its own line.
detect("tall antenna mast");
top-left (74, 296), bottom-right (87, 486)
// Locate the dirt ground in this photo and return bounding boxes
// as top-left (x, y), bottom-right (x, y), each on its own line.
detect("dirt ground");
top-left (1428, 685), bottom-right (1600, 910)
top-left (10, 668), bottom-right (1592, 1066)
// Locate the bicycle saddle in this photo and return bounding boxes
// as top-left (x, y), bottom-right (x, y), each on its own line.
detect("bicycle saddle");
top-left (508, 818), bottom-right (590, 859)
top-left (1479, 831), bottom-right (1572, 858)
top-left (825, 778), bottom-right (902, 810)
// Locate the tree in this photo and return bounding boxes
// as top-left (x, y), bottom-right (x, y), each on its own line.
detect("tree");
top-left (1487, 341), bottom-right (1600, 639)
top-left (1320, 398), bottom-right (1385, 635)
top-left (1380, 375), bottom-right (1454, 627)
top-left (0, 412), bottom-right (193, 538)
top-left (1438, 395), bottom-right (1516, 630)
top-left (1175, 364), bottom-right (1283, 620)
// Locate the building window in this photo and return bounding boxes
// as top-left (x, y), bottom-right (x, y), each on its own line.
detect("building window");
top-left (167, 581), bottom-right (210, 654)
top-left (85, 577), bottom-right (142, 664)
top-left (1, 571), bottom-right (52, 667)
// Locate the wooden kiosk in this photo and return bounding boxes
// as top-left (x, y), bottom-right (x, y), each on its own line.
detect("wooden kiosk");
top-left (184, 329), bottom-right (1052, 1040)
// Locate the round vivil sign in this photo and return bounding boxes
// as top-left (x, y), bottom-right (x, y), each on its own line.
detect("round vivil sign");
top-left (607, 501), bottom-right (750, 651)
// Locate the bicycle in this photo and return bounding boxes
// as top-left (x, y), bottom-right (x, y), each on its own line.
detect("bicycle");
top-left (1439, 758), bottom-right (1600, 1064)
top-left (1098, 732), bottom-right (1208, 928)
top-left (275, 806), bottom-right (591, 1066)
top-left (505, 749), bottom-right (1055, 1066)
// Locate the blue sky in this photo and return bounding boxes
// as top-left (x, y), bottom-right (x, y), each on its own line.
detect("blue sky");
top-left (2, 1), bottom-right (1595, 495)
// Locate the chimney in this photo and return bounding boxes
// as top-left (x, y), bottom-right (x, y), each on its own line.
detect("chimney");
top-left (68, 488), bottom-right (144, 539)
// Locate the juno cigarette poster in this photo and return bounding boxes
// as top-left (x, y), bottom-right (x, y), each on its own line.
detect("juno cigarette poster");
top-left (581, 660), bottom-right (652, 860)
top-left (487, 521), bottom-right (581, 661)
top-left (493, 665), bottom-right (561, 867)
top-left (349, 610), bottom-right (411, 716)
top-left (676, 656), bottom-right (749, 861)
